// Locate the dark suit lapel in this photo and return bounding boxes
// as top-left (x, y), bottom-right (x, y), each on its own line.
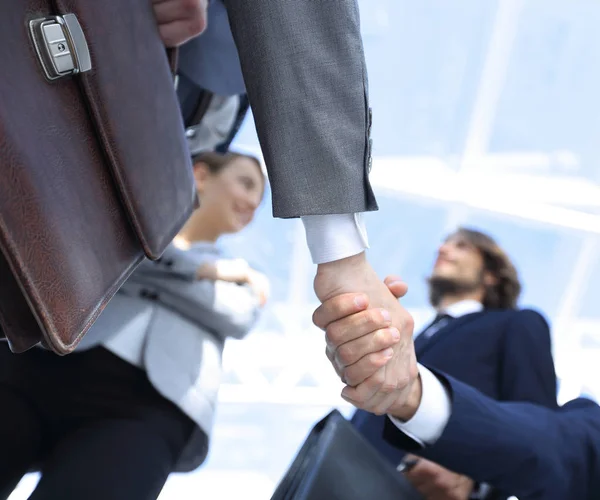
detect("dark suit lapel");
top-left (415, 312), bottom-right (485, 358)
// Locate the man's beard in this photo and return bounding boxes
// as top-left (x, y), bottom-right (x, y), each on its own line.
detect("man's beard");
top-left (427, 274), bottom-right (483, 308)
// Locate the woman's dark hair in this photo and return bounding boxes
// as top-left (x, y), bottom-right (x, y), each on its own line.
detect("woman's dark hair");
top-left (190, 151), bottom-right (263, 179)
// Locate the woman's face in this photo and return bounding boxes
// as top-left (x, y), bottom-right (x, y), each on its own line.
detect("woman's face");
top-left (195, 157), bottom-right (264, 234)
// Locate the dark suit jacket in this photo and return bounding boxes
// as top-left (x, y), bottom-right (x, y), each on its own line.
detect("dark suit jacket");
top-left (352, 309), bottom-right (557, 467)
top-left (178, 0), bottom-right (245, 96)
top-left (383, 370), bottom-right (600, 500)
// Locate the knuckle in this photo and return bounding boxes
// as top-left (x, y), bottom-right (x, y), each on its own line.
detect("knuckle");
top-left (372, 370), bottom-right (386, 387)
top-left (364, 309), bottom-right (378, 326)
top-left (368, 351), bottom-right (388, 369)
top-left (404, 313), bottom-right (415, 333)
top-left (336, 344), bottom-right (354, 366)
top-left (342, 368), bottom-right (355, 387)
top-left (188, 16), bottom-right (207, 35)
top-left (380, 381), bottom-right (397, 395)
top-left (368, 308), bottom-right (388, 328)
top-left (396, 372), bottom-right (411, 390)
top-left (326, 324), bottom-right (343, 346)
top-left (374, 328), bottom-right (392, 348)
top-left (181, 0), bottom-right (201, 13)
top-left (311, 309), bottom-right (323, 329)
top-left (371, 407), bottom-right (386, 416)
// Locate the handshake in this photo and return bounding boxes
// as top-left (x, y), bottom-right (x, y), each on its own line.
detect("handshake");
top-left (312, 252), bottom-right (421, 421)
top-left (312, 254), bottom-right (480, 499)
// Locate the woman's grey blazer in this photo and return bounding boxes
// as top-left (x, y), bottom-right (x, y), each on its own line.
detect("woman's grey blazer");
top-left (78, 242), bottom-right (261, 471)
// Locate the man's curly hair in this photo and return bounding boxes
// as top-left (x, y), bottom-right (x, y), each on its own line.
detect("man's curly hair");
top-left (455, 227), bottom-right (521, 309)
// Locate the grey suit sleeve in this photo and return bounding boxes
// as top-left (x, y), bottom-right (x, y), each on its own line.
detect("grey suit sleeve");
top-left (224, 0), bottom-right (377, 217)
top-left (129, 264), bottom-right (260, 340)
top-left (160, 279), bottom-right (260, 340)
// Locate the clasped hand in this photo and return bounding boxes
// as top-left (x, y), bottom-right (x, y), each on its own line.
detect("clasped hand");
top-left (313, 254), bottom-right (420, 417)
top-left (153, 0), bottom-right (209, 47)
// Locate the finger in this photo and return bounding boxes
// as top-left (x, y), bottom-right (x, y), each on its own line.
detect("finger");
top-left (153, 0), bottom-right (205, 24)
top-left (341, 366), bottom-right (384, 404)
top-left (158, 19), bottom-right (205, 47)
top-left (387, 282), bottom-right (408, 299)
top-left (325, 307), bottom-right (391, 349)
top-left (154, 0), bottom-right (208, 47)
top-left (342, 349), bottom-right (394, 387)
top-left (334, 327), bottom-right (400, 367)
top-left (313, 293), bottom-right (369, 330)
top-left (404, 464), bottom-right (430, 489)
top-left (405, 460), bottom-right (441, 489)
top-left (325, 345), bottom-right (345, 380)
top-left (342, 351), bottom-right (414, 413)
top-left (384, 275), bottom-right (409, 299)
top-left (341, 371), bottom-right (396, 408)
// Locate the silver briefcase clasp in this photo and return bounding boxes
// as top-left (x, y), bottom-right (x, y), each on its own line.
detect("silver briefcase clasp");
top-left (29, 14), bottom-right (92, 81)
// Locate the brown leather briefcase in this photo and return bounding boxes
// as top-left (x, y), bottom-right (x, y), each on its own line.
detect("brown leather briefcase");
top-left (0, 0), bottom-right (196, 354)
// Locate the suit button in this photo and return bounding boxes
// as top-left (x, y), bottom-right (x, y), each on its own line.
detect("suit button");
top-left (164, 259), bottom-right (174, 268)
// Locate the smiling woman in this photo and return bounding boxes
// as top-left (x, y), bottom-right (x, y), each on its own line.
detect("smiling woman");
top-left (0, 151), bottom-right (270, 499)
top-left (177, 151), bottom-right (266, 243)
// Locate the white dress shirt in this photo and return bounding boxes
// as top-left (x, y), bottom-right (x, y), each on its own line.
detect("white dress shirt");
top-left (301, 213), bottom-right (369, 264)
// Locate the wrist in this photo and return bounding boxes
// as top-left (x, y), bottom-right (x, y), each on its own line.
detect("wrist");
top-left (316, 251), bottom-right (366, 272)
top-left (196, 262), bottom-right (218, 280)
top-left (315, 252), bottom-right (367, 286)
top-left (314, 252), bottom-right (369, 303)
top-left (388, 372), bottom-right (422, 422)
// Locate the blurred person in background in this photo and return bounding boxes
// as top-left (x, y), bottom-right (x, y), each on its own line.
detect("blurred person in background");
top-left (317, 275), bottom-right (600, 500)
top-left (350, 228), bottom-right (557, 499)
top-left (0, 152), bottom-right (268, 500)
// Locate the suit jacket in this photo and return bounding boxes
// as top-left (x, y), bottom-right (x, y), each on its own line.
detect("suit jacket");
top-left (178, 0), bottom-right (245, 96)
top-left (383, 370), bottom-right (600, 500)
top-left (78, 243), bottom-right (261, 471)
top-left (352, 309), bottom-right (557, 469)
top-left (222, 0), bottom-right (377, 217)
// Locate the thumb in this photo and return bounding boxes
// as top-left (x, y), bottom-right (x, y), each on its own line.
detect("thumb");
top-left (384, 275), bottom-right (408, 299)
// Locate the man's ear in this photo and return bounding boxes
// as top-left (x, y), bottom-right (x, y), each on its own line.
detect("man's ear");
top-left (483, 271), bottom-right (498, 287)
top-left (192, 162), bottom-right (210, 193)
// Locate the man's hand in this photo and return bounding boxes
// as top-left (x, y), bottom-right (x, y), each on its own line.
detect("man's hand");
top-left (153, 0), bottom-right (208, 47)
top-left (403, 455), bottom-right (474, 500)
top-left (313, 255), bottom-right (417, 415)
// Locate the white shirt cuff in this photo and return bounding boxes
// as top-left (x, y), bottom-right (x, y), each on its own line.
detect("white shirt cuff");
top-left (388, 364), bottom-right (451, 446)
top-left (301, 213), bottom-right (369, 264)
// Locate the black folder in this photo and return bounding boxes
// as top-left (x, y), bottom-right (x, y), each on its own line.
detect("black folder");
top-left (271, 410), bottom-right (423, 500)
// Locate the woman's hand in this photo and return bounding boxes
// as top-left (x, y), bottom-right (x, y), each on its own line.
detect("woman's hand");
top-left (196, 259), bottom-right (269, 306)
top-left (247, 269), bottom-right (270, 307)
